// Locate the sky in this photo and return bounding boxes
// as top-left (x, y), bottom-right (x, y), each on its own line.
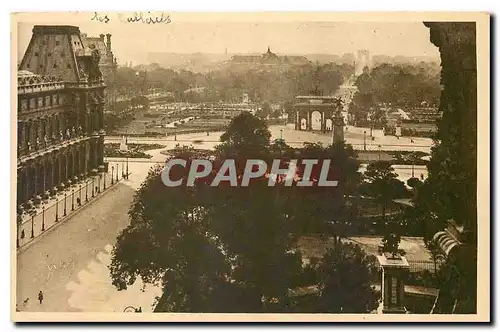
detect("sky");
top-left (15, 12), bottom-right (440, 66)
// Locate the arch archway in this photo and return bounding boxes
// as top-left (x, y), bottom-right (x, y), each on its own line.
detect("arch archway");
top-left (311, 111), bottom-right (322, 131)
top-left (54, 154), bottom-right (61, 188)
top-left (300, 118), bottom-right (307, 130)
top-left (326, 118), bottom-right (333, 131)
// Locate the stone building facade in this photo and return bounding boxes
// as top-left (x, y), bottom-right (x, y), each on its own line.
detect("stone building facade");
top-left (17, 25), bottom-right (106, 212)
top-left (81, 33), bottom-right (118, 111)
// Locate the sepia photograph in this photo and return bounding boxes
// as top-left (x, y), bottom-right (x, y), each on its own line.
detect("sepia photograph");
top-left (11, 11), bottom-right (490, 322)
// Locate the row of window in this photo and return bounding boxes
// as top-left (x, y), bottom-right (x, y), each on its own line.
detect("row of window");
top-left (19, 94), bottom-right (60, 112)
top-left (25, 63), bottom-right (71, 70)
top-left (35, 51), bottom-right (66, 57)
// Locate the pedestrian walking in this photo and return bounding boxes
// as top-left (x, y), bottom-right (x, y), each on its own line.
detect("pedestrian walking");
top-left (38, 290), bottom-right (44, 304)
top-left (21, 229), bottom-right (25, 239)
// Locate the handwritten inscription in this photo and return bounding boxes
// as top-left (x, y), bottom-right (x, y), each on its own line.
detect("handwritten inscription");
top-left (91, 12), bottom-right (110, 24)
top-left (120, 12), bottom-right (171, 24)
top-left (91, 12), bottom-right (171, 24)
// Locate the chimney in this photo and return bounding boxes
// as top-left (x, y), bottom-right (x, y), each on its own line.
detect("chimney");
top-left (106, 33), bottom-right (112, 55)
top-left (99, 33), bottom-right (105, 41)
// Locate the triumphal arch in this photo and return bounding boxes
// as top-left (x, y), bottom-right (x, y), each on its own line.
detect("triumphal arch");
top-left (293, 95), bottom-right (343, 133)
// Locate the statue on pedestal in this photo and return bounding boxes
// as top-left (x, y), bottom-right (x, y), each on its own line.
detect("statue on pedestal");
top-left (119, 136), bottom-right (128, 152)
top-left (79, 69), bottom-right (88, 82)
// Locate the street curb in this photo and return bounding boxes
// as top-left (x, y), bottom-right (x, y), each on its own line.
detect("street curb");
top-left (16, 180), bottom-right (131, 255)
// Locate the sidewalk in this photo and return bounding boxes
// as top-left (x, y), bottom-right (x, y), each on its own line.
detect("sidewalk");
top-left (16, 170), bottom-right (130, 250)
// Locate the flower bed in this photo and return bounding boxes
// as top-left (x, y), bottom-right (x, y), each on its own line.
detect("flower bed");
top-left (104, 143), bottom-right (166, 159)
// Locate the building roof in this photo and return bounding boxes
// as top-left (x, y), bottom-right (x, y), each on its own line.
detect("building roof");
top-left (19, 25), bottom-right (105, 84)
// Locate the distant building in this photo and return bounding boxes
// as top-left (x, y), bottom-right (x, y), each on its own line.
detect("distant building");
top-left (355, 49), bottom-right (371, 76)
top-left (17, 25), bottom-right (106, 212)
top-left (230, 46), bottom-right (310, 66)
top-left (294, 95), bottom-right (342, 132)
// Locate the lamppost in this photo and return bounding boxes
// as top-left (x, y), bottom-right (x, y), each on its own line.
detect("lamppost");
top-left (79, 184), bottom-right (82, 205)
top-left (104, 172), bottom-right (107, 189)
top-left (116, 163), bottom-right (119, 182)
top-left (92, 178), bottom-right (95, 197)
top-left (363, 131), bottom-right (367, 151)
top-left (55, 197), bottom-right (59, 222)
top-left (71, 189), bottom-right (75, 211)
top-left (85, 180), bottom-right (89, 202)
top-left (126, 157), bottom-right (129, 179)
top-left (98, 175), bottom-right (101, 193)
top-left (280, 129), bottom-right (283, 140)
top-left (111, 166), bottom-right (114, 185)
top-left (122, 159), bottom-right (125, 178)
top-left (30, 213), bottom-right (34, 238)
top-left (41, 205), bottom-right (45, 232)
top-left (63, 192), bottom-right (67, 216)
top-left (378, 144), bottom-right (382, 161)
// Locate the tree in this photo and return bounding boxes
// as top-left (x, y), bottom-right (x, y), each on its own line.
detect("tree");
top-left (109, 162), bottom-right (233, 312)
top-left (111, 124), bottom-right (304, 312)
top-left (256, 101), bottom-right (271, 119)
top-left (316, 241), bottom-right (379, 313)
top-left (362, 161), bottom-right (408, 223)
top-left (283, 101), bottom-right (295, 123)
top-left (217, 111), bottom-right (271, 161)
top-left (381, 232), bottom-right (402, 257)
top-left (283, 141), bottom-right (362, 236)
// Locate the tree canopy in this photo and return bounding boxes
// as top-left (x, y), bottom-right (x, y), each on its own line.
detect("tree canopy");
top-left (110, 112), bottom-right (379, 313)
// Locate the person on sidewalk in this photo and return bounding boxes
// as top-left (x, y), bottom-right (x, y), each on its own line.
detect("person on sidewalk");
top-left (38, 291), bottom-right (44, 305)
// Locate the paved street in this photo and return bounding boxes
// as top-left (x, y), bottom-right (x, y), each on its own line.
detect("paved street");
top-left (16, 149), bottom-right (166, 312)
top-left (18, 172), bottom-right (118, 249)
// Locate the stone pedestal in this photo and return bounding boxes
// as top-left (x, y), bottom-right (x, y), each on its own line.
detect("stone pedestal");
top-left (377, 253), bottom-right (410, 314)
top-left (332, 112), bottom-right (345, 144)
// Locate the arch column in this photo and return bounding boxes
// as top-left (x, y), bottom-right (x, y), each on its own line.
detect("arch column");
top-left (61, 153), bottom-right (68, 184)
top-left (24, 166), bottom-right (30, 203)
top-left (67, 148), bottom-right (74, 184)
top-left (41, 159), bottom-right (46, 193)
top-left (54, 153), bottom-right (61, 190)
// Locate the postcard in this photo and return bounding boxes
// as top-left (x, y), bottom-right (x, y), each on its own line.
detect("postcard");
top-left (11, 11), bottom-right (490, 322)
